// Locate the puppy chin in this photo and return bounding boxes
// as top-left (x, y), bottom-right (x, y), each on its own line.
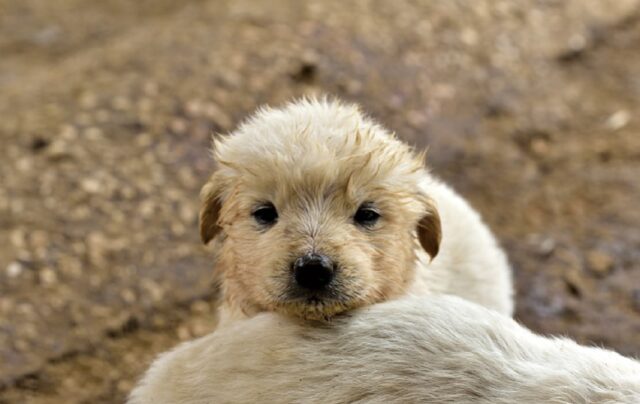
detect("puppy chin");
top-left (275, 298), bottom-right (352, 321)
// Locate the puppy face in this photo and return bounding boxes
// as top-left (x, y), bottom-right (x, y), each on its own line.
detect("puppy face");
top-left (200, 99), bottom-right (440, 320)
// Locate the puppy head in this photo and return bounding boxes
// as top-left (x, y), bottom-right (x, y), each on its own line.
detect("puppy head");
top-left (200, 98), bottom-right (440, 320)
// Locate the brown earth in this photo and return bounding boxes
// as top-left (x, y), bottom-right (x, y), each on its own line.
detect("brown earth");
top-left (1, 0), bottom-right (640, 402)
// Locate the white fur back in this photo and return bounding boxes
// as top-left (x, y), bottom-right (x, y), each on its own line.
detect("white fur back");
top-left (129, 296), bottom-right (640, 404)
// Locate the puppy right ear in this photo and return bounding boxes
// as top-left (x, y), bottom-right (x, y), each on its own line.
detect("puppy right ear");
top-left (416, 196), bottom-right (442, 260)
top-left (199, 173), bottom-right (224, 244)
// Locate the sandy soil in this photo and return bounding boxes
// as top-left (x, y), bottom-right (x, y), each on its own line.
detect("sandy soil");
top-left (1, 0), bottom-right (639, 402)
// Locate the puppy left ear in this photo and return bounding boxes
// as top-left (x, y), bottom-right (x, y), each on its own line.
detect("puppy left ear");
top-left (417, 198), bottom-right (441, 259)
top-left (199, 172), bottom-right (225, 245)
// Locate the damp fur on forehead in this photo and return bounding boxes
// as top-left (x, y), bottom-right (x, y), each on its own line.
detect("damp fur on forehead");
top-left (210, 100), bottom-right (427, 190)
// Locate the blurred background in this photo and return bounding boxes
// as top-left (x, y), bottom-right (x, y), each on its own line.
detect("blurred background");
top-left (1, 0), bottom-right (639, 402)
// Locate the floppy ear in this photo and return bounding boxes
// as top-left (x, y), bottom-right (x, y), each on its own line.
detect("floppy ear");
top-left (199, 173), bottom-right (224, 244)
top-left (416, 197), bottom-right (441, 260)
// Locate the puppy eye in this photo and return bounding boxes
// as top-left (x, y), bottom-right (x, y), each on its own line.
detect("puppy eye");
top-left (354, 203), bottom-right (380, 227)
top-left (252, 203), bottom-right (278, 226)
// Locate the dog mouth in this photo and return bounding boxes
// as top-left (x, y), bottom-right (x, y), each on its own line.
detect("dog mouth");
top-left (273, 290), bottom-right (355, 320)
top-left (269, 269), bottom-right (365, 320)
top-left (277, 299), bottom-right (350, 320)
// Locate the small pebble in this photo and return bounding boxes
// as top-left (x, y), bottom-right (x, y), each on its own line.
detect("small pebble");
top-left (190, 300), bottom-right (210, 314)
top-left (605, 110), bottom-right (630, 131)
top-left (586, 250), bottom-right (614, 276)
top-left (81, 178), bottom-right (102, 194)
top-left (39, 268), bottom-right (58, 285)
top-left (537, 237), bottom-right (556, 257)
top-left (177, 325), bottom-right (191, 341)
top-left (170, 118), bottom-right (189, 135)
top-left (6, 261), bottom-right (24, 278)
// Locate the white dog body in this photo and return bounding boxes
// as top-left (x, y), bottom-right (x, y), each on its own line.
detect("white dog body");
top-left (129, 295), bottom-right (640, 404)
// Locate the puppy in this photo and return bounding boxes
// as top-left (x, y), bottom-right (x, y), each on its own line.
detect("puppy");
top-left (200, 97), bottom-right (512, 323)
top-left (129, 295), bottom-right (640, 404)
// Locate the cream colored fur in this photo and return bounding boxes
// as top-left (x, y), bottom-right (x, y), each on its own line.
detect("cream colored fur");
top-left (199, 98), bottom-right (513, 324)
top-left (129, 295), bottom-right (640, 404)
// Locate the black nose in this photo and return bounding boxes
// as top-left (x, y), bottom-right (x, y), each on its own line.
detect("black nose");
top-left (293, 253), bottom-right (334, 290)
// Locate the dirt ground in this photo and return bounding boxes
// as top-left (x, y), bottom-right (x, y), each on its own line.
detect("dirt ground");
top-left (1, 0), bottom-right (639, 402)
